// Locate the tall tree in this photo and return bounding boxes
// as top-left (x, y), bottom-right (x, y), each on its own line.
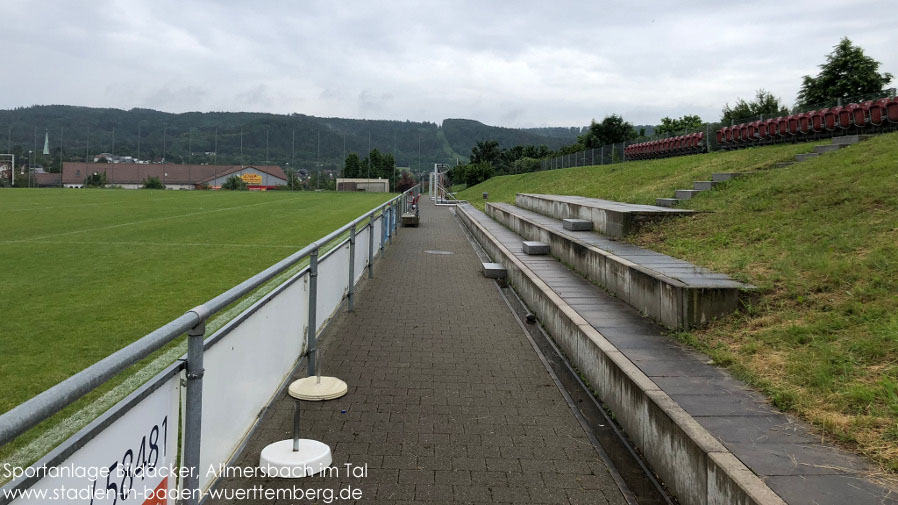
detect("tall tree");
top-left (721, 89), bottom-right (790, 124)
top-left (343, 153), bottom-right (361, 178)
top-left (656, 115), bottom-right (703, 136)
top-left (470, 140), bottom-right (501, 166)
top-left (797, 38), bottom-right (893, 107)
top-left (579, 115), bottom-right (637, 148)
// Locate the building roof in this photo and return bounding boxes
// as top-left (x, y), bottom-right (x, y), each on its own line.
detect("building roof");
top-left (62, 163), bottom-right (286, 185)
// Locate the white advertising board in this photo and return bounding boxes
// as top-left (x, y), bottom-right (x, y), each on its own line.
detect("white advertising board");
top-left (353, 226), bottom-right (369, 284)
top-left (316, 243), bottom-right (350, 331)
top-left (197, 274), bottom-right (308, 492)
top-left (7, 375), bottom-right (179, 505)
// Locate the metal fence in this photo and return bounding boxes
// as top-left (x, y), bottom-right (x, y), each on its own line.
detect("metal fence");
top-left (0, 183), bottom-right (420, 505)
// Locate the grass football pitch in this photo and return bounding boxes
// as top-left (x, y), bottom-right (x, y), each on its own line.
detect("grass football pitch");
top-left (0, 188), bottom-right (392, 414)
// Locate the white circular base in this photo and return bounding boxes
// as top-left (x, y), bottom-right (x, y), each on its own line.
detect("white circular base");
top-left (288, 376), bottom-right (348, 401)
top-left (259, 439), bottom-right (332, 478)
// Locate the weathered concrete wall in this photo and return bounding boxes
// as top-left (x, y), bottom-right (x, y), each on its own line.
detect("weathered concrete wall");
top-left (516, 193), bottom-right (634, 237)
top-left (456, 204), bottom-right (785, 505)
top-left (486, 203), bottom-right (741, 329)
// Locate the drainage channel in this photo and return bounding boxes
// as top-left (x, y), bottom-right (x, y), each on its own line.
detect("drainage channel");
top-left (450, 207), bottom-right (675, 505)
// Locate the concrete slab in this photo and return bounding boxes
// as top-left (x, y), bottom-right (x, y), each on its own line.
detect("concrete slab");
top-left (562, 218), bottom-right (593, 231)
top-left (695, 415), bottom-right (811, 444)
top-left (693, 181), bottom-right (718, 191)
top-left (521, 240), bottom-right (550, 255)
top-left (711, 172), bottom-right (752, 182)
top-left (676, 189), bottom-right (704, 200)
top-left (725, 442), bottom-right (870, 476)
top-left (655, 198), bottom-right (680, 208)
top-left (482, 262), bottom-right (507, 279)
top-left (795, 153), bottom-right (819, 162)
top-left (764, 475), bottom-right (897, 505)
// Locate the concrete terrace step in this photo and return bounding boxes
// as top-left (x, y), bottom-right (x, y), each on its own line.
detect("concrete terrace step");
top-left (775, 162), bottom-right (795, 168)
top-left (712, 172), bottom-right (752, 182)
top-left (515, 193), bottom-right (693, 238)
top-left (832, 134), bottom-right (872, 145)
top-left (485, 201), bottom-right (753, 329)
top-left (455, 202), bottom-right (895, 505)
top-left (814, 144), bottom-right (846, 154)
top-left (795, 153), bottom-right (820, 162)
top-left (655, 197), bottom-right (680, 208)
top-left (675, 189), bottom-right (704, 200)
top-left (693, 180), bottom-right (718, 191)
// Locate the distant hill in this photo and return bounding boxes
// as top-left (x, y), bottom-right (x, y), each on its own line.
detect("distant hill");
top-left (0, 106), bottom-right (583, 174)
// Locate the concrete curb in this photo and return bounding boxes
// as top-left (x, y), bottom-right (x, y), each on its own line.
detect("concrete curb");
top-left (456, 204), bottom-right (786, 505)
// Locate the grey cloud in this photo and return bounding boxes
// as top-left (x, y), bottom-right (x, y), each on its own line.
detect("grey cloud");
top-left (0, 0), bottom-right (896, 127)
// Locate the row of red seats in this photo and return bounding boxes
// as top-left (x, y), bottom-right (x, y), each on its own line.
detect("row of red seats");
top-left (717, 97), bottom-right (898, 148)
top-left (625, 132), bottom-right (704, 160)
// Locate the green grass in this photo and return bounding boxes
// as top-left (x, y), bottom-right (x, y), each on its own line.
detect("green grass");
top-left (0, 189), bottom-right (391, 413)
top-left (461, 133), bottom-right (898, 471)
top-left (457, 142), bottom-right (811, 209)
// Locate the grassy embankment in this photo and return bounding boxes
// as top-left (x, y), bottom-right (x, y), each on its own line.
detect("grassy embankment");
top-left (459, 133), bottom-right (898, 471)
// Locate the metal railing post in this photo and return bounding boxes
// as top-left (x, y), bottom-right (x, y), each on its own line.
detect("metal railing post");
top-left (380, 209), bottom-right (386, 252)
top-left (183, 308), bottom-right (207, 505)
top-left (388, 204), bottom-right (394, 244)
top-left (307, 247), bottom-right (318, 376)
top-left (347, 224), bottom-right (356, 312)
top-left (368, 214), bottom-right (375, 278)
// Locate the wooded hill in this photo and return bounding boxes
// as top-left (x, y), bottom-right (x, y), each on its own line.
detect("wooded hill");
top-left (0, 106), bottom-right (581, 174)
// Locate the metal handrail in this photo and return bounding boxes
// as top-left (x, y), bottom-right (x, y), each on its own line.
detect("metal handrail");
top-left (0, 184), bottom-right (419, 449)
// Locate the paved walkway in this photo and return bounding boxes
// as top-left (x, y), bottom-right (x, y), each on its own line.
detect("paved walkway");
top-left (208, 199), bottom-right (628, 505)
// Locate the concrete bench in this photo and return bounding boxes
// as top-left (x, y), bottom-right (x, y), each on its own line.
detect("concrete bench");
top-left (486, 202), bottom-right (753, 329)
top-left (516, 193), bottom-right (693, 238)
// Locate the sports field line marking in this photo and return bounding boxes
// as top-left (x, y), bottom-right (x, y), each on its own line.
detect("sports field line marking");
top-left (14, 197), bottom-right (300, 242)
top-left (0, 194), bottom-right (216, 213)
top-left (0, 239), bottom-right (299, 249)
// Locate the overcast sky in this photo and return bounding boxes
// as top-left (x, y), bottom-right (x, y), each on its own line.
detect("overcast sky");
top-left (2, 0), bottom-right (896, 128)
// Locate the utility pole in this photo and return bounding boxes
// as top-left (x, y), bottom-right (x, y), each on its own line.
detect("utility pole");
top-left (137, 124), bottom-right (141, 161)
top-left (188, 127), bottom-right (192, 163)
top-left (85, 126), bottom-right (90, 163)
top-left (265, 127), bottom-right (270, 164)
top-left (59, 127), bottom-right (64, 186)
top-left (214, 127), bottom-right (218, 164)
top-left (240, 128), bottom-right (244, 166)
top-left (162, 127), bottom-right (167, 162)
top-left (112, 126), bottom-right (115, 157)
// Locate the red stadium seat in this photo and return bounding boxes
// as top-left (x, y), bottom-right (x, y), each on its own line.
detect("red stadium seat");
top-left (797, 113), bottom-right (811, 135)
top-left (724, 126), bottom-right (734, 144)
top-left (740, 123), bottom-right (750, 144)
top-left (836, 106), bottom-right (853, 130)
top-left (810, 110), bottom-right (825, 134)
top-left (765, 119), bottom-right (779, 141)
top-left (823, 108), bottom-right (838, 131)
top-left (885, 97), bottom-right (898, 124)
top-left (757, 120), bottom-right (769, 142)
top-left (786, 115), bottom-right (799, 137)
top-left (776, 117), bottom-right (789, 139)
top-left (869, 100), bottom-right (886, 127)
top-left (716, 129), bottom-right (724, 146)
top-left (849, 103), bottom-right (867, 129)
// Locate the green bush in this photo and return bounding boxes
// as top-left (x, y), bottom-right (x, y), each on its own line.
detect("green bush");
top-left (142, 176), bottom-right (165, 189)
top-left (221, 175), bottom-right (247, 190)
top-left (83, 171), bottom-right (108, 188)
